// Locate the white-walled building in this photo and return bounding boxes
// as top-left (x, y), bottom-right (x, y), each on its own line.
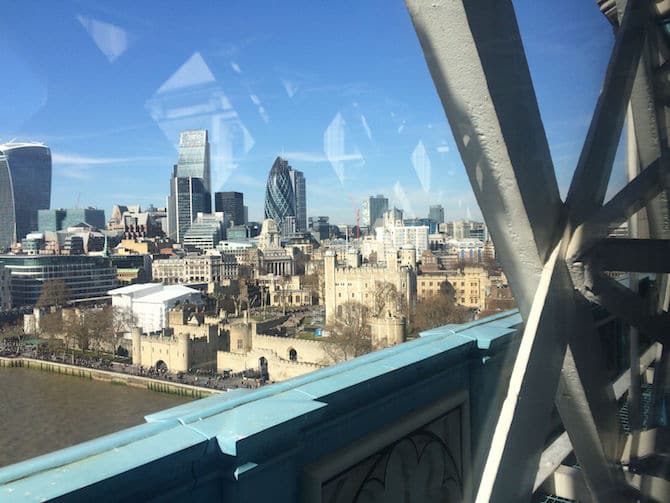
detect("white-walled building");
top-left (375, 224), bottom-right (429, 257)
top-left (446, 238), bottom-right (486, 263)
top-left (108, 283), bottom-right (202, 334)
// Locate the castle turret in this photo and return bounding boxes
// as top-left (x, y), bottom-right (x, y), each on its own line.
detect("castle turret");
top-left (229, 323), bottom-right (253, 354)
top-left (399, 245), bottom-right (417, 269)
top-left (369, 316), bottom-right (406, 349)
top-left (324, 250), bottom-right (337, 325)
top-left (131, 327), bottom-right (142, 365)
top-left (177, 332), bottom-right (190, 371)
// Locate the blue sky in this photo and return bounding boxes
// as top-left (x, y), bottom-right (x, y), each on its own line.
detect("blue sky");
top-left (0, 0), bottom-right (621, 225)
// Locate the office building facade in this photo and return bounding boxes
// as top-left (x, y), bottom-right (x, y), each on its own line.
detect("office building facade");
top-left (214, 191), bottom-right (244, 226)
top-left (0, 143), bottom-right (52, 249)
top-left (0, 255), bottom-right (118, 307)
top-left (167, 130), bottom-right (211, 242)
top-left (361, 194), bottom-right (389, 229)
top-left (38, 208), bottom-right (106, 232)
top-left (175, 129), bottom-right (211, 210)
top-left (0, 264), bottom-right (11, 310)
top-left (289, 169), bottom-right (306, 231)
top-left (182, 212), bottom-right (226, 250)
top-left (428, 204), bottom-right (445, 224)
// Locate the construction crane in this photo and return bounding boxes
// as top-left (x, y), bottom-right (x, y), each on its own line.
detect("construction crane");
top-left (346, 193), bottom-right (361, 239)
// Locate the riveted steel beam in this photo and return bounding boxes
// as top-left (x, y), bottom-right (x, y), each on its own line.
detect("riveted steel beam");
top-left (405, 0), bottom-right (562, 321)
top-left (586, 238), bottom-right (670, 272)
top-left (565, 0), bottom-right (649, 229)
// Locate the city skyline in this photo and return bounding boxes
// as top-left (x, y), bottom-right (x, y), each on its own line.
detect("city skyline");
top-left (1, 1), bottom-right (625, 224)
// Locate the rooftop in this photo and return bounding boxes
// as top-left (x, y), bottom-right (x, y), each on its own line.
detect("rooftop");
top-left (133, 285), bottom-right (200, 304)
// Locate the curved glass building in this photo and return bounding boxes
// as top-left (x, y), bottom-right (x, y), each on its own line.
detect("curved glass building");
top-left (264, 156), bottom-right (296, 232)
top-left (0, 143), bottom-right (52, 250)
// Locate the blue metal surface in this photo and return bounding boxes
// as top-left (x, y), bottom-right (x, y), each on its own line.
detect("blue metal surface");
top-left (0, 310), bottom-right (522, 502)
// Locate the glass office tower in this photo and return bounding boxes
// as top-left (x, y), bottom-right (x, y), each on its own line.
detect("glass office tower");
top-left (428, 204), bottom-right (445, 224)
top-left (361, 194), bottom-right (389, 229)
top-left (167, 130), bottom-right (211, 242)
top-left (176, 130), bottom-right (211, 212)
top-left (169, 175), bottom-right (206, 243)
top-left (289, 169), bottom-right (306, 232)
top-left (214, 191), bottom-right (244, 226)
top-left (264, 157), bottom-right (296, 233)
top-left (0, 143), bottom-right (52, 250)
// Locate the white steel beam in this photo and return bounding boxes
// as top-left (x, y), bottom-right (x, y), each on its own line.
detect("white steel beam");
top-left (568, 155), bottom-right (669, 261)
top-left (565, 0), bottom-right (649, 228)
top-left (472, 246), bottom-right (574, 502)
top-left (406, 1), bottom-right (654, 500)
top-left (405, 0), bottom-right (562, 320)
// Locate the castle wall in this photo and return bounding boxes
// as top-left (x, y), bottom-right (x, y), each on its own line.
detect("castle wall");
top-left (137, 336), bottom-right (189, 372)
top-left (188, 337), bottom-right (218, 370)
top-left (252, 333), bottom-right (328, 364)
top-left (216, 348), bottom-right (323, 382)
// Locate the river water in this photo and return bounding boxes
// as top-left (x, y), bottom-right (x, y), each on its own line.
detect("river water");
top-left (0, 367), bottom-right (194, 467)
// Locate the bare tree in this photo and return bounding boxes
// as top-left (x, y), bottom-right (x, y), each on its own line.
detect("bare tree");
top-left (323, 301), bottom-right (371, 363)
top-left (301, 273), bottom-right (320, 304)
top-left (112, 305), bottom-right (137, 334)
top-left (371, 281), bottom-right (406, 318)
top-left (62, 308), bottom-right (97, 353)
top-left (36, 280), bottom-right (71, 309)
top-left (410, 292), bottom-right (469, 335)
top-left (91, 305), bottom-right (118, 355)
top-left (38, 310), bottom-right (65, 352)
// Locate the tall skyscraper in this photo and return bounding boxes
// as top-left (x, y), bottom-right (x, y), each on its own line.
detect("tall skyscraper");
top-left (428, 204), bottom-right (445, 224)
top-left (361, 194), bottom-right (389, 229)
top-left (167, 130), bottom-right (211, 242)
top-left (176, 129), bottom-right (211, 211)
top-left (0, 142), bottom-right (52, 249)
top-left (289, 169), bottom-right (306, 232)
top-left (214, 191), bottom-right (244, 226)
top-left (265, 157), bottom-right (294, 231)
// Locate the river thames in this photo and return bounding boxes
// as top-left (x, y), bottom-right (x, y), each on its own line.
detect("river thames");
top-left (0, 367), bottom-right (194, 467)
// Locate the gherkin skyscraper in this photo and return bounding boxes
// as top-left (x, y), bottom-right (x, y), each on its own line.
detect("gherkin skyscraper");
top-left (264, 157), bottom-right (296, 233)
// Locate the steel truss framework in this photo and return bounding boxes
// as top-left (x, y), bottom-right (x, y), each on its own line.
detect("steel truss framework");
top-left (406, 0), bottom-right (670, 501)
